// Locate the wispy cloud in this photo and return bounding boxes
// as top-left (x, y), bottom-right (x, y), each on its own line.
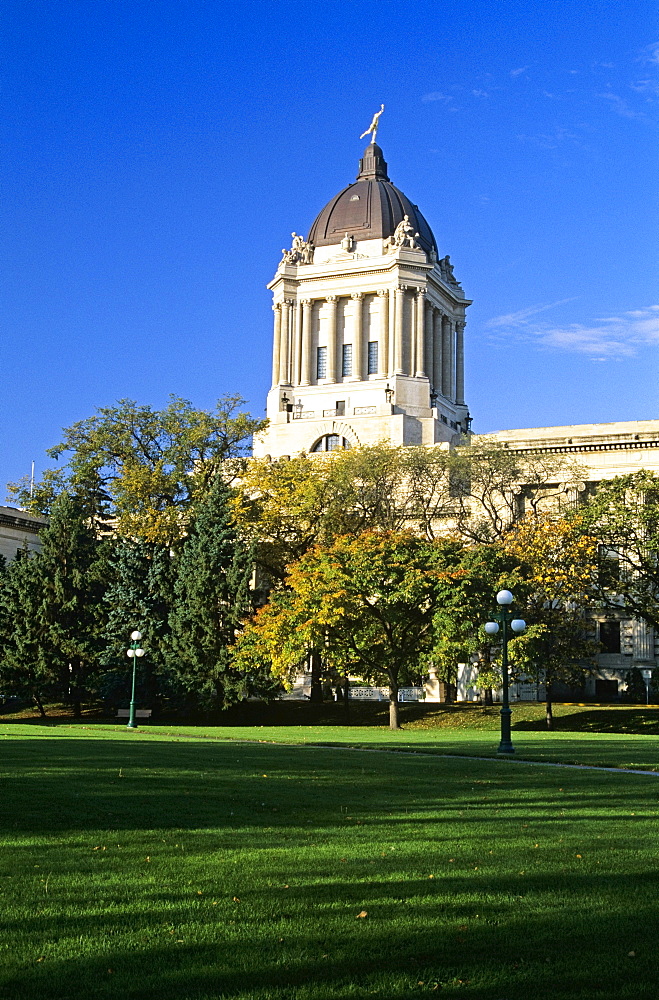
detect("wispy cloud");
top-left (472, 88), bottom-right (489, 97)
top-left (517, 127), bottom-right (584, 149)
top-left (599, 91), bottom-right (647, 119)
top-left (510, 66), bottom-right (529, 78)
top-left (421, 91), bottom-right (453, 103)
top-left (642, 41), bottom-right (659, 65)
top-left (486, 304), bottom-right (659, 358)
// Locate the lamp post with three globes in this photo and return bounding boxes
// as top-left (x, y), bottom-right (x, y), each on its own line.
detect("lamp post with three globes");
top-left (484, 590), bottom-right (526, 754)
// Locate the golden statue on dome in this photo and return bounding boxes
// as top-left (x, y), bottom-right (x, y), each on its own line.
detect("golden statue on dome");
top-left (360, 104), bottom-right (385, 144)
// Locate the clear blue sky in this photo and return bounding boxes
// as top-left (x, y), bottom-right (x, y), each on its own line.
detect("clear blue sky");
top-left (2, 0), bottom-right (658, 495)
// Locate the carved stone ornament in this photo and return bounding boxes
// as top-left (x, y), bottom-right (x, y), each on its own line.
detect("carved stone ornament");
top-left (384, 215), bottom-right (420, 253)
top-left (438, 254), bottom-right (462, 288)
top-left (280, 231), bottom-right (315, 266)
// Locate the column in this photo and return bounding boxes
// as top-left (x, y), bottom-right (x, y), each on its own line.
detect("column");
top-left (279, 299), bottom-right (293, 384)
top-left (441, 314), bottom-right (452, 398)
top-left (293, 300), bottom-right (302, 385)
top-left (377, 289), bottom-right (389, 375)
top-left (633, 620), bottom-right (655, 663)
top-left (300, 299), bottom-right (312, 386)
top-left (271, 302), bottom-right (282, 386)
top-left (394, 285), bottom-right (405, 374)
top-left (415, 289), bottom-right (426, 378)
top-left (433, 309), bottom-right (443, 396)
top-left (326, 295), bottom-right (338, 382)
top-left (455, 320), bottom-right (465, 405)
top-left (352, 293), bottom-right (364, 380)
top-left (424, 301), bottom-right (434, 391)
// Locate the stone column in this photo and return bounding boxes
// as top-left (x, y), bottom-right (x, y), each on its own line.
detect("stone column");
top-left (433, 309), bottom-right (443, 397)
top-left (271, 302), bottom-right (282, 386)
top-left (394, 285), bottom-right (405, 374)
top-left (300, 299), bottom-right (312, 386)
top-left (455, 320), bottom-right (465, 405)
top-left (351, 292), bottom-right (364, 380)
top-left (633, 620), bottom-right (656, 663)
top-left (377, 289), bottom-right (389, 375)
top-left (293, 300), bottom-right (302, 385)
top-left (441, 314), bottom-right (452, 399)
top-left (279, 299), bottom-right (293, 384)
top-left (415, 289), bottom-right (426, 378)
top-left (424, 300), bottom-right (434, 390)
top-left (326, 295), bottom-right (338, 383)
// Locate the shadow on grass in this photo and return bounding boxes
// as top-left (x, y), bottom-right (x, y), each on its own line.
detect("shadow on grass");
top-left (2, 737), bottom-right (659, 998)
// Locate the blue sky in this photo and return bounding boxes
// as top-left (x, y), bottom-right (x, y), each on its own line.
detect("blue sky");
top-left (2, 0), bottom-right (658, 495)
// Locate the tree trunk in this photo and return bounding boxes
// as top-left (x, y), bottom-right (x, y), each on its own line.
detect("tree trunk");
top-left (388, 677), bottom-right (400, 730)
top-left (343, 673), bottom-right (350, 723)
top-left (483, 687), bottom-right (493, 706)
top-left (545, 679), bottom-right (553, 730)
top-left (309, 649), bottom-right (323, 703)
top-left (33, 692), bottom-right (47, 718)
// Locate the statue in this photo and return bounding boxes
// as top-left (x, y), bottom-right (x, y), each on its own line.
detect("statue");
top-left (384, 215), bottom-right (419, 251)
top-left (340, 232), bottom-right (354, 252)
top-left (280, 231), bottom-right (315, 266)
top-left (439, 255), bottom-right (458, 284)
top-left (360, 104), bottom-right (385, 144)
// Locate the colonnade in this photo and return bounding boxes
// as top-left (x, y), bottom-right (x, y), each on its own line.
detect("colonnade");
top-left (272, 287), bottom-right (465, 404)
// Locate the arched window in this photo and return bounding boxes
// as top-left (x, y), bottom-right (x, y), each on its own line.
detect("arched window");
top-left (311, 434), bottom-right (351, 453)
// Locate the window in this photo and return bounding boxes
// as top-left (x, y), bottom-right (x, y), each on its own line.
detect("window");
top-left (598, 545), bottom-right (620, 588)
top-left (342, 344), bottom-right (352, 377)
top-left (335, 400), bottom-right (345, 416)
top-left (599, 621), bottom-right (621, 654)
top-left (367, 341), bottom-right (378, 375)
top-left (316, 346), bottom-right (327, 380)
top-left (311, 435), bottom-right (352, 453)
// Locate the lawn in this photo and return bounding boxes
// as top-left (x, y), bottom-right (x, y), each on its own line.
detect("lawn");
top-left (1, 726), bottom-right (659, 999)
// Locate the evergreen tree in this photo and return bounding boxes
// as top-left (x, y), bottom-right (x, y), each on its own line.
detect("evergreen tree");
top-left (99, 539), bottom-right (177, 709)
top-left (0, 551), bottom-right (57, 716)
top-left (36, 492), bottom-right (108, 716)
top-left (169, 476), bottom-right (255, 710)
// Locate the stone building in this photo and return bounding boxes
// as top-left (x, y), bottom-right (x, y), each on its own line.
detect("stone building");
top-left (0, 506), bottom-right (47, 563)
top-left (255, 129), bottom-right (659, 700)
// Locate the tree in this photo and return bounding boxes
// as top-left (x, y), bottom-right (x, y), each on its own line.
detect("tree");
top-left (449, 437), bottom-right (587, 543)
top-left (8, 395), bottom-right (265, 545)
top-left (233, 438), bottom-right (586, 582)
top-left (0, 551), bottom-right (58, 716)
top-left (234, 531), bottom-right (467, 730)
top-left (168, 475), bottom-right (257, 711)
top-left (99, 539), bottom-right (177, 709)
top-left (501, 513), bottom-right (599, 727)
top-left (34, 492), bottom-right (110, 716)
top-left (575, 471), bottom-right (659, 631)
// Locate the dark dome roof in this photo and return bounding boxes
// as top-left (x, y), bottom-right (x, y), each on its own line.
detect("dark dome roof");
top-left (307, 143), bottom-right (437, 256)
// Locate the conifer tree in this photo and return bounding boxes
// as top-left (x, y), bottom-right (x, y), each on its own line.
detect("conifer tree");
top-left (0, 551), bottom-right (57, 716)
top-left (168, 475), bottom-right (255, 710)
top-left (36, 491), bottom-right (108, 715)
top-left (99, 539), bottom-right (177, 708)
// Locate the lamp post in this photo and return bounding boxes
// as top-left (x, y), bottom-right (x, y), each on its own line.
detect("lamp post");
top-left (641, 668), bottom-right (653, 706)
top-left (126, 630), bottom-right (145, 730)
top-left (484, 590), bottom-right (526, 754)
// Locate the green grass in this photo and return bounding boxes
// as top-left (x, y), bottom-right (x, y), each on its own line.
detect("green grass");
top-left (2, 727), bottom-right (659, 999)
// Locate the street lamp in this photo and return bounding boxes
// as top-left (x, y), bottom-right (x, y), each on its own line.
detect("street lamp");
top-left (484, 590), bottom-right (526, 754)
top-left (641, 668), bottom-right (653, 706)
top-left (126, 630), bottom-right (145, 730)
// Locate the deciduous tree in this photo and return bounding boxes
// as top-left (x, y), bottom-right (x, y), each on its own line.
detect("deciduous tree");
top-left (8, 395), bottom-right (265, 544)
top-left (234, 531), bottom-right (467, 729)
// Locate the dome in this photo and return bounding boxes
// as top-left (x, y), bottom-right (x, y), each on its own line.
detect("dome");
top-left (307, 143), bottom-right (437, 257)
